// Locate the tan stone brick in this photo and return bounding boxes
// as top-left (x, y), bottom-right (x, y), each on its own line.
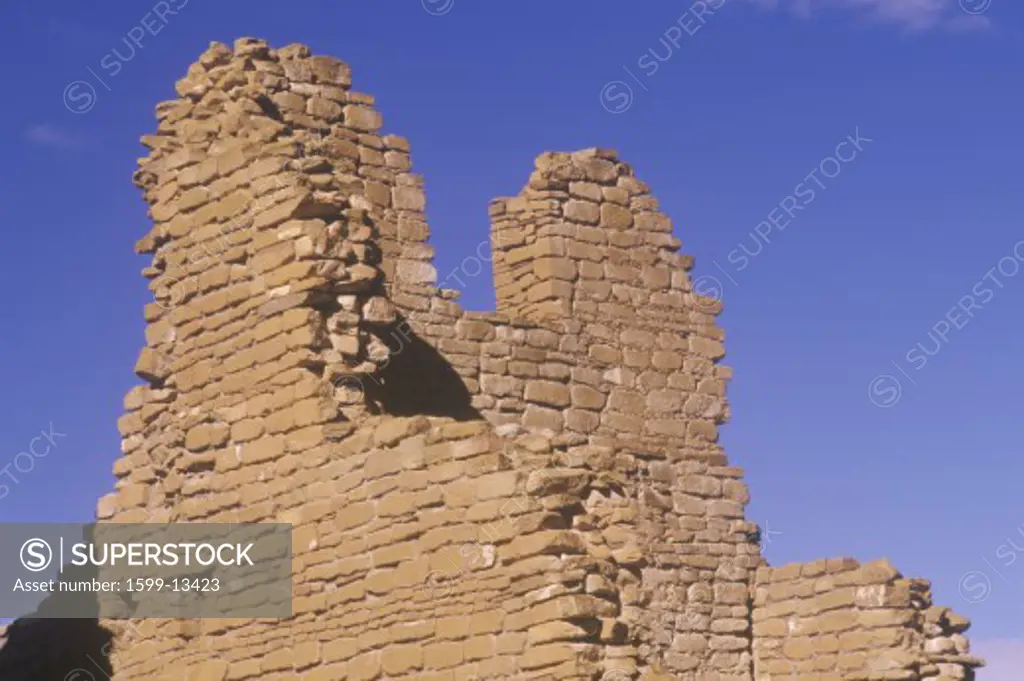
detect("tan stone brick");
top-left (570, 385), bottom-right (606, 409)
top-left (226, 659), bottom-right (260, 681)
top-left (348, 651), bottom-right (382, 681)
top-left (231, 418), bottom-right (264, 442)
top-left (534, 257), bottom-right (577, 281)
top-left (334, 502), bottom-right (374, 531)
top-left (455, 319), bottom-right (495, 341)
top-left (260, 647), bottom-right (293, 673)
top-left (462, 636), bottom-right (495, 662)
top-left (524, 380), bottom-right (571, 408)
top-left (272, 91), bottom-right (306, 112)
top-left (116, 484), bottom-right (150, 509)
top-left (467, 610), bottom-right (504, 636)
top-left (380, 643), bottom-right (423, 675)
top-left (520, 643), bottom-right (579, 670)
top-left (565, 409), bottom-right (600, 433)
top-left (564, 200), bottom-right (600, 224)
top-left (424, 641), bottom-right (464, 669)
top-left (522, 404), bottom-right (564, 432)
top-left (134, 347), bottom-right (167, 382)
top-left (576, 225), bottom-right (607, 244)
top-left (600, 203), bottom-right (633, 230)
top-left (575, 156), bottom-right (617, 183)
top-left (527, 279), bottom-right (573, 304)
top-left (192, 659), bottom-right (229, 681)
top-left (345, 105), bottom-right (382, 132)
top-left (242, 436), bottom-right (285, 463)
top-left (374, 416), bottom-right (430, 447)
top-left (475, 471), bottom-right (519, 500)
top-left (307, 96), bottom-right (343, 119)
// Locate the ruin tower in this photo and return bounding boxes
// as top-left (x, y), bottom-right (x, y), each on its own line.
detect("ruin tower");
top-left (0, 39), bottom-right (983, 681)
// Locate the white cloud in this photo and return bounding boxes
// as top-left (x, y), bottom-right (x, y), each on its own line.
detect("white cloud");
top-left (972, 639), bottom-right (1024, 681)
top-left (24, 125), bottom-right (84, 151)
top-left (741, 0), bottom-right (992, 31)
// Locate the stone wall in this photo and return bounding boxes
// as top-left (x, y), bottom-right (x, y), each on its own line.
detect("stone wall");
top-left (752, 559), bottom-right (982, 680)
top-left (99, 416), bottom-right (639, 680)
top-left (390, 136), bottom-right (758, 681)
top-left (0, 38), bottom-right (982, 681)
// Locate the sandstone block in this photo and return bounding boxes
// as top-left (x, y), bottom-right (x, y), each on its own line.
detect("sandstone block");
top-left (345, 105), bottom-right (382, 131)
top-left (600, 203), bottom-right (633, 230)
top-left (524, 380), bottom-right (571, 408)
top-left (564, 200), bottom-right (600, 224)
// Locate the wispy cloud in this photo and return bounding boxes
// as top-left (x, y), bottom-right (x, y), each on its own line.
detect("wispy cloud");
top-left (972, 639), bottom-right (1023, 681)
top-left (744, 0), bottom-right (992, 32)
top-left (24, 125), bottom-right (84, 151)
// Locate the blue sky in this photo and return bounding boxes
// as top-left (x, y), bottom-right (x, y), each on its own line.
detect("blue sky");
top-left (1, 0), bottom-right (1022, 674)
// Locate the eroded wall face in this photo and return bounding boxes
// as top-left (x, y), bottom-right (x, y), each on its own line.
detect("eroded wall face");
top-left (71, 38), bottom-right (638, 681)
top-left (0, 38), bottom-right (981, 681)
top-left (752, 559), bottom-right (981, 681)
top-left (105, 416), bottom-right (653, 681)
top-left (395, 147), bottom-right (761, 679)
top-left (389, 308), bottom-right (760, 679)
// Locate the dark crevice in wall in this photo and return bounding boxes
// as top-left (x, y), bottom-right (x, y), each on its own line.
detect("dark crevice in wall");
top-left (367, 318), bottom-right (481, 421)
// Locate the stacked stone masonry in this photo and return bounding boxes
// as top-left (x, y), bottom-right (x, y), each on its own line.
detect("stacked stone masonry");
top-left (752, 560), bottom-right (982, 680)
top-left (0, 39), bottom-right (983, 681)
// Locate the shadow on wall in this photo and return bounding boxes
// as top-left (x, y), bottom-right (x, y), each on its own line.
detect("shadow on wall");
top-left (0, 562), bottom-right (114, 681)
top-left (367, 317), bottom-right (481, 422)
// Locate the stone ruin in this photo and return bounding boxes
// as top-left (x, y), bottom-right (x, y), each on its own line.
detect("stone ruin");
top-left (0, 38), bottom-right (984, 681)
